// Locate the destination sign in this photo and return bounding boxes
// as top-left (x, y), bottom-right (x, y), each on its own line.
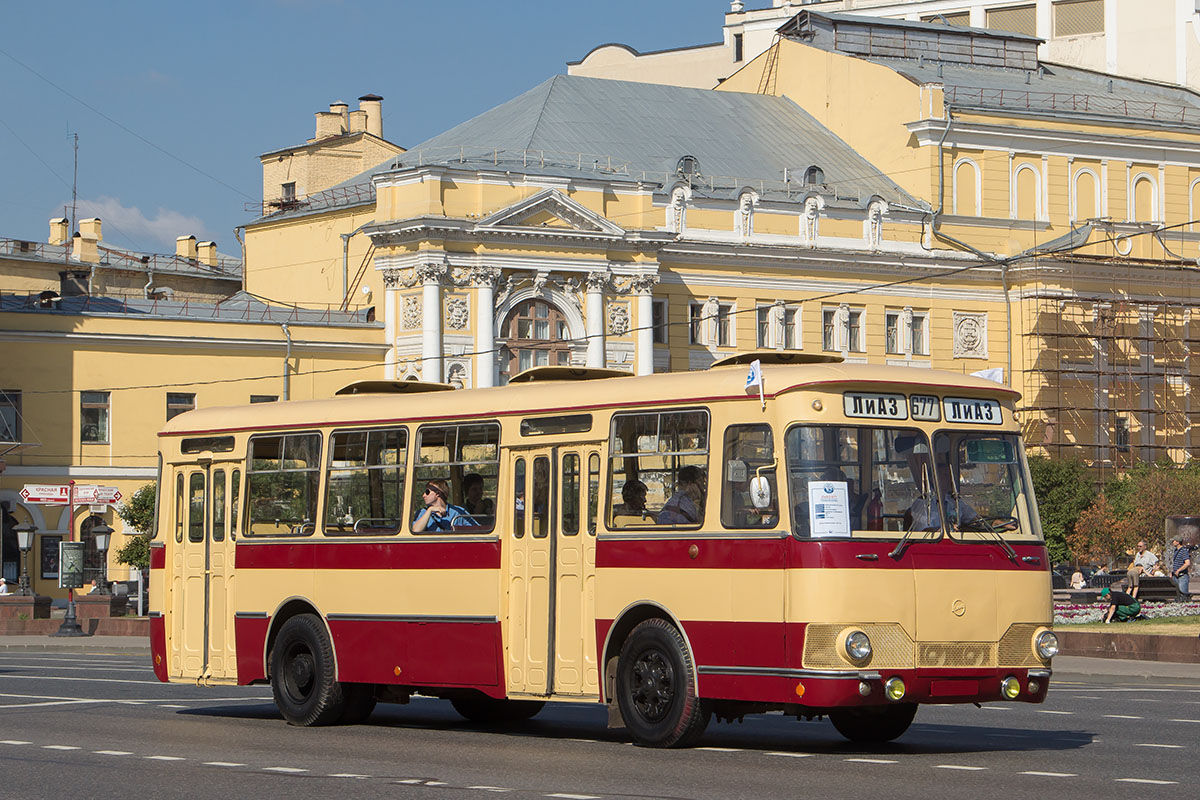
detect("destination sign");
top-left (943, 397), bottom-right (1003, 425)
top-left (909, 394), bottom-right (941, 422)
top-left (843, 392), bottom-right (908, 420)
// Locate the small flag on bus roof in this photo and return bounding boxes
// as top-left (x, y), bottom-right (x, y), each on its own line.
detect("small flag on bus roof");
top-left (745, 359), bottom-right (765, 410)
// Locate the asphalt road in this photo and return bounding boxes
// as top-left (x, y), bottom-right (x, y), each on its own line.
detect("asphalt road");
top-left (1, 651), bottom-right (1195, 800)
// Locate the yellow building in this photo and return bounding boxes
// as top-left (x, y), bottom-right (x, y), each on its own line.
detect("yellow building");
top-left (1, 221), bottom-right (386, 598)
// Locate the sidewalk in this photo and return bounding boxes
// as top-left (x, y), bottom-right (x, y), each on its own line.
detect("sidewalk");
top-left (0, 635), bottom-right (150, 655)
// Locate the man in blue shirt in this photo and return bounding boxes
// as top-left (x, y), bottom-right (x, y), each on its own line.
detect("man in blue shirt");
top-left (413, 479), bottom-right (476, 533)
top-left (1169, 537), bottom-right (1193, 602)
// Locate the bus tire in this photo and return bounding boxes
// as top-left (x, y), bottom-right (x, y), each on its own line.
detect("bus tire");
top-left (450, 692), bottom-right (544, 724)
top-left (829, 703), bottom-right (917, 743)
top-left (615, 618), bottom-right (709, 748)
top-left (270, 614), bottom-right (345, 726)
top-left (339, 683), bottom-right (377, 724)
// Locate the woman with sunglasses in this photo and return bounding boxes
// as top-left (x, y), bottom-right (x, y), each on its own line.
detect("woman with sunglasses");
top-left (413, 478), bottom-right (475, 532)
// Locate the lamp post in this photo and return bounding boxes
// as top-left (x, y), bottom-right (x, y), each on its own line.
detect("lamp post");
top-left (52, 480), bottom-right (85, 637)
top-left (91, 522), bottom-right (113, 595)
top-left (13, 522), bottom-right (35, 596)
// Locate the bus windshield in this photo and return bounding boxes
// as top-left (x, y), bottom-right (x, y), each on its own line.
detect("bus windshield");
top-left (934, 431), bottom-right (1040, 543)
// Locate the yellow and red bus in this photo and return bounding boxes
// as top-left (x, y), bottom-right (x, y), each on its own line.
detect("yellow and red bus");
top-left (149, 353), bottom-right (1056, 747)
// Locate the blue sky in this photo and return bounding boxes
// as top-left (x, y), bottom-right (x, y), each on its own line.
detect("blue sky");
top-left (0, 1), bottom-right (735, 256)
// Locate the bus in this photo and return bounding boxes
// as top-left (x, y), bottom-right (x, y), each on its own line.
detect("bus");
top-left (149, 353), bottom-right (1056, 747)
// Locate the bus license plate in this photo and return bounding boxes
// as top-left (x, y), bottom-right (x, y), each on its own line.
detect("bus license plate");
top-left (943, 397), bottom-right (1002, 425)
top-left (844, 392), bottom-right (908, 420)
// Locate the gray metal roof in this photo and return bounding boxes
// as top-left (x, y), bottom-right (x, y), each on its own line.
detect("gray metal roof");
top-left (784, 9), bottom-right (1043, 43)
top-left (377, 74), bottom-right (917, 207)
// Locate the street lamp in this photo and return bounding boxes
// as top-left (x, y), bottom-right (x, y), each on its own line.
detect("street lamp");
top-left (13, 522), bottom-right (35, 596)
top-left (91, 522), bottom-right (113, 595)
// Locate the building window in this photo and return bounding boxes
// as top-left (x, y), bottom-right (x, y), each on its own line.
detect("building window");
top-left (733, 33), bottom-right (744, 62)
top-left (987, 4), bottom-right (1037, 36)
top-left (166, 393), bottom-right (195, 421)
top-left (80, 391), bottom-right (110, 444)
top-left (250, 395), bottom-right (278, 404)
top-left (823, 307), bottom-right (863, 352)
top-left (502, 299), bottom-right (571, 380)
top-left (0, 390), bottom-right (19, 442)
top-left (847, 309), bottom-right (862, 352)
top-left (281, 182), bottom-right (296, 203)
top-left (757, 307), bottom-right (771, 349)
top-left (759, 305), bottom-right (800, 349)
top-left (690, 301), bottom-right (732, 347)
top-left (823, 309), bottom-right (837, 351)
top-left (1053, 0), bottom-right (1103, 37)
top-left (652, 299), bottom-right (669, 345)
top-left (911, 312), bottom-right (929, 356)
top-left (885, 312), bottom-right (902, 355)
top-left (1114, 416), bottom-right (1130, 452)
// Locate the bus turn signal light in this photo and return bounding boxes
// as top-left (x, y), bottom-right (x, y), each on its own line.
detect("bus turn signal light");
top-left (794, 682), bottom-right (806, 698)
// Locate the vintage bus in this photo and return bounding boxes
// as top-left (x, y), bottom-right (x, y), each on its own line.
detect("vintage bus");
top-left (149, 353), bottom-right (1056, 747)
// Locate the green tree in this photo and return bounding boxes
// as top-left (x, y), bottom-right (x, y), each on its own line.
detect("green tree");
top-left (1027, 456), bottom-right (1096, 564)
top-left (114, 482), bottom-right (156, 570)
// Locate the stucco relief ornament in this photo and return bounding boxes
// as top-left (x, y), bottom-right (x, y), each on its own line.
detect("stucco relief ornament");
top-left (492, 275), bottom-right (515, 311)
top-left (402, 296), bottom-right (422, 329)
top-left (701, 296), bottom-right (720, 347)
top-left (415, 262), bottom-right (447, 285)
top-left (445, 296), bottom-right (469, 330)
top-left (469, 266), bottom-right (502, 288)
top-left (446, 362), bottom-right (468, 389)
top-left (532, 270), bottom-right (550, 296)
top-left (737, 191), bottom-right (757, 238)
top-left (668, 187), bottom-right (689, 233)
top-left (586, 270), bottom-right (611, 293)
top-left (629, 273), bottom-right (660, 295)
top-left (866, 200), bottom-right (887, 249)
top-left (608, 303), bottom-right (631, 336)
top-left (382, 268), bottom-right (416, 289)
top-left (953, 312), bottom-right (988, 359)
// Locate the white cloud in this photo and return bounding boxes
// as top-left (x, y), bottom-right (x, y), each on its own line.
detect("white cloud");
top-left (64, 195), bottom-right (213, 253)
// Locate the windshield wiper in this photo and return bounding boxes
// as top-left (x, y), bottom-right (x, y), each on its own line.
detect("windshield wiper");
top-left (890, 460), bottom-right (934, 560)
top-left (963, 514), bottom-right (1018, 562)
top-left (888, 516), bottom-right (921, 560)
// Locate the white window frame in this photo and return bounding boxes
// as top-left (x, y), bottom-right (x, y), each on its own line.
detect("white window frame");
top-left (1129, 171), bottom-right (1160, 223)
top-left (1011, 162), bottom-right (1044, 220)
top-left (952, 157), bottom-right (982, 216)
top-left (1071, 167), bottom-right (1101, 222)
top-left (910, 311), bottom-right (930, 357)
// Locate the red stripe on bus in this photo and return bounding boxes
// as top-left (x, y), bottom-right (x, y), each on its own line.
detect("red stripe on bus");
top-left (234, 540), bottom-right (503, 570)
top-left (235, 616), bottom-right (269, 685)
top-left (149, 547), bottom-right (165, 570)
top-left (328, 618), bottom-right (503, 691)
top-left (149, 615), bottom-right (168, 683)
top-left (596, 538), bottom-right (787, 570)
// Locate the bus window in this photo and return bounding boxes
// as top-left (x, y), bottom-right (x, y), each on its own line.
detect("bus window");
top-left (514, 458), bottom-right (526, 539)
top-left (721, 424), bottom-right (777, 529)
top-left (934, 432), bottom-right (1039, 541)
top-left (174, 472), bottom-right (184, 543)
top-left (532, 456), bottom-right (551, 538)
top-left (411, 422), bottom-right (499, 533)
top-left (786, 425), bottom-right (934, 540)
top-left (587, 452), bottom-right (600, 535)
top-left (188, 473), bottom-right (205, 543)
top-left (246, 433), bottom-right (322, 536)
top-left (325, 427), bottom-right (408, 535)
top-left (212, 470), bottom-right (226, 542)
top-left (609, 409), bottom-right (709, 528)
top-left (230, 469), bottom-right (241, 538)
top-left (562, 453), bottom-right (580, 535)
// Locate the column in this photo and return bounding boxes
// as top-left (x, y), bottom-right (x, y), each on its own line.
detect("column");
top-left (382, 269), bottom-right (402, 380)
top-left (417, 262), bottom-right (446, 382)
top-left (586, 270), bottom-right (609, 369)
top-left (472, 267), bottom-right (501, 388)
top-left (631, 273), bottom-right (659, 376)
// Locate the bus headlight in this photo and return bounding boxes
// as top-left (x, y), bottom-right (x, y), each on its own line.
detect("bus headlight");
top-left (1001, 676), bottom-right (1021, 699)
top-left (884, 677), bottom-right (906, 701)
top-left (844, 630), bottom-right (872, 663)
top-left (1034, 630), bottom-right (1059, 660)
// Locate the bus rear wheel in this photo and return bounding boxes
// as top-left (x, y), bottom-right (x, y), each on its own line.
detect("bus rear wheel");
top-left (615, 618), bottom-right (709, 748)
top-left (829, 703), bottom-right (917, 743)
top-left (270, 614), bottom-right (346, 726)
top-left (450, 692), bottom-right (544, 723)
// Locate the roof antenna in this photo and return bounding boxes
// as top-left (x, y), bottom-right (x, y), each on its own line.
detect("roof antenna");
top-left (69, 131), bottom-right (78, 234)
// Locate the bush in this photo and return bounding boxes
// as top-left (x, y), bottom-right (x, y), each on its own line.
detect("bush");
top-left (1027, 456), bottom-right (1096, 564)
top-left (115, 483), bottom-right (156, 571)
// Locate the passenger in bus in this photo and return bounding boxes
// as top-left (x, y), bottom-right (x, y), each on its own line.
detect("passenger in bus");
top-left (462, 473), bottom-right (495, 519)
top-left (413, 479), bottom-right (476, 532)
top-left (613, 479), bottom-right (651, 519)
top-left (658, 466), bottom-right (706, 525)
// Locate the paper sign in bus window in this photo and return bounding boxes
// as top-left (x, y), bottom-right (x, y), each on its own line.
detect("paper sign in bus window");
top-left (808, 481), bottom-right (850, 538)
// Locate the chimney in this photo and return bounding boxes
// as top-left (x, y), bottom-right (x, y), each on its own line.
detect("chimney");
top-left (358, 94), bottom-right (383, 138)
top-left (79, 217), bottom-right (102, 242)
top-left (49, 217), bottom-right (70, 245)
top-left (176, 235), bottom-right (198, 261)
top-left (315, 102), bottom-right (349, 139)
top-left (196, 241), bottom-right (218, 267)
top-left (59, 269), bottom-right (90, 297)
top-left (348, 109), bottom-right (367, 133)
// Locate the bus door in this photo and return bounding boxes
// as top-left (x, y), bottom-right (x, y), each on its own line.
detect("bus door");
top-left (552, 447), bottom-right (602, 697)
top-left (168, 460), bottom-right (240, 683)
top-left (505, 447), bottom-right (556, 696)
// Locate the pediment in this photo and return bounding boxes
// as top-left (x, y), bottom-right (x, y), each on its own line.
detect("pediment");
top-left (475, 188), bottom-right (624, 236)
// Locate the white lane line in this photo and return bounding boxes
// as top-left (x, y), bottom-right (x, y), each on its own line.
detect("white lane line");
top-left (263, 767), bottom-right (308, 773)
top-left (845, 758), bottom-right (897, 764)
top-left (1136, 743), bottom-right (1185, 749)
top-left (1170, 718), bottom-right (1200, 723)
top-left (158, 705), bottom-right (188, 709)
top-left (935, 765), bottom-right (987, 771)
top-left (696, 747), bottom-right (743, 752)
top-left (395, 779), bottom-right (424, 785)
top-left (204, 762), bottom-right (246, 767)
top-left (980, 706), bottom-right (1011, 711)
top-left (0, 664), bottom-right (150, 674)
top-left (43, 745), bottom-right (80, 750)
top-left (566, 739), bottom-right (599, 744)
top-left (0, 675), bottom-right (170, 686)
top-left (425, 782), bottom-right (448, 786)
top-left (330, 774), bottom-right (371, 780)
top-left (1, 740), bottom-right (32, 745)
top-left (468, 787), bottom-right (513, 793)
top-left (1021, 771), bottom-right (1077, 778)
top-left (767, 752), bottom-right (816, 758)
top-left (1071, 695), bottom-right (1102, 700)
top-left (545, 795), bottom-right (602, 800)
top-left (0, 700), bottom-right (103, 709)
top-left (1131, 699), bottom-right (1161, 703)
top-left (145, 755), bottom-right (185, 761)
top-left (1116, 778), bottom-right (1178, 785)
top-left (1104, 714), bottom-right (1143, 720)
top-left (94, 750), bottom-right (132, 756)
top-left (1036, 710), bottom-right (1074, 715)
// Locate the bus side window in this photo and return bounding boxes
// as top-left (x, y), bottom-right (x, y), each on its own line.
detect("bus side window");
top-left (246, 433), bottom-right (322, 536)
top-left (721, 424), bottom-right (776, 529)
top-left (587, 452), bottom-right (600, 535)
top-left (212, 470), bottom-right (226, 542)
top-left (230, 469), bottom-right (241, 538)
top-left (608, 409), bottom-right (709, 528)
top-left (562, 453), bottom-right (580, 535)
top-left (513, 458), bottom-right (526, 539)
top-left (325, 427), bottom-right (408, 535)
top-left (174, 473), bottom-right (184, 543)
top-left (411, 422), bottom-right (499, 534)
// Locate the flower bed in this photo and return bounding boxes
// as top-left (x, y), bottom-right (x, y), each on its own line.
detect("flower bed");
top-left (1054, 600), bottom-right (1200, 625)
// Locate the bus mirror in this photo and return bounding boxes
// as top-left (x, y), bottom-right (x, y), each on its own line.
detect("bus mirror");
top-left (750, 476), bottom-right (771, 509)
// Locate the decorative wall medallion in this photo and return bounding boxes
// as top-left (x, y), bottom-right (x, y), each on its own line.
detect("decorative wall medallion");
top-left (446, 362), bottom-right (468, 389)
top-left (953, 312), bottom-right (988, 359)
top-left (608, 303), bottom-right (630, 336)
top-left (445, 296), bottom-right (469, 330)
top-left (402, 296), bottom-right (422, 329)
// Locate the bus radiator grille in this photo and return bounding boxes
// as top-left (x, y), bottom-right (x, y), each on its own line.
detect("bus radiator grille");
top-left (997, 623), bottom-right (1048, 667)
top-left (916, 642), bottom-right (997, 668)
top-left (802, 623), bottom-right (915, 670)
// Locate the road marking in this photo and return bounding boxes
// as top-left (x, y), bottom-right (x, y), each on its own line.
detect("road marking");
top-left (1131, 699), bottom-right (1161, 703)
top-left (426, 782), bottom-right (448, 786)
top-left (1, 740), bottom-right (32, 745)
top-left (1036, 710), bottom-right (1074, 715)
top-left (1116, 778), bottom-right (1178, 785)
top-left (935, 765), bottom-right (987, 771)
top-left (766, 752), bottom-right (816, 758)
top-left (43, 745), bottom-right (80, 750)
top-left (980, 706), bottom-right (1011, 711)
top-left (1104, 714), bottom-right (1143, 720)
top-left (204, 762), bottom-right (246, 767)
top-left (468, 787), bottom-right (512, 793)
top-left (1021, 771), bottom-right (1076, 778)
top-left (0, 700), bottom-right (101, 709)
top-left (94, 750), bottom-right (132, 756)
top-left (395, 779), bottom-right (424, 784)
top-left (264, 767), bottom-right (308, 773)
top-left (545, 795), bottom-right (601, 800)
top-left (158, 704), bottom-right (188, 709)
top-left (0, 675), bottom-right (172, 686)
top-left (1170, 719), bottom-right (1200, 723)
top-left (330, 774), bottom-right (371, 779)
top-left (1136, 744), bottom-right (1184, 749)
top-left (696, 747), bottom-right (742, 752)
top-left (145, 755), bottom-right (185, 761)
top-left (845, 758), bottom-right (897, 764)
top-left (1071, 695), bottom-right (1102, 700)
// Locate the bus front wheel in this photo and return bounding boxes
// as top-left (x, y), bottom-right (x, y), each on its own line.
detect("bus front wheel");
top-left (270, 614), bottom-right (346, 726)
top-left (615, 618), bottom-right (709, 748)
top-left (829, 703), bottom-right (917, 743)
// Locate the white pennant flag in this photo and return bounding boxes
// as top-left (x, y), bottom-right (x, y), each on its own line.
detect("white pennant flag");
top-left (745, 359), bottom-right (765, 410)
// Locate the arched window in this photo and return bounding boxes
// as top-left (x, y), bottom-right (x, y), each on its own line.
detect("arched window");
top-left (803, 165), bottom-right (825, 186)
top-left (1132, 174), bottom-right (1157, 222)
top-left (1073, 169), bottom-right (1099, 221)
top-left (80, 514), bottom-right (107, 587)
top-left (501, 300), bottom-right (571, 381)
top-left (1015, 164), bottom-right (1040, 220)
top-left (953, 158), bottom-right (980, 216)
top-left (1190, 178), bottom-right (1200, 232)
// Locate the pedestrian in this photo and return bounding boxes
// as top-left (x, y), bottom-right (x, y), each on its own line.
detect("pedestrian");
top-left (0, 577), bottom-right (10, 595)
top-left (1099, 586), bottom-right (1142, 623)
top-left (1126, 540), bottom-right (1158, 599)
top-left (1168, 537), bottom-right (1192, 602)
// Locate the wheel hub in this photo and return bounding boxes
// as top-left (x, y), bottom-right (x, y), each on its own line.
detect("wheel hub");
top-left (630, 648), bottom-right (674, 722)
